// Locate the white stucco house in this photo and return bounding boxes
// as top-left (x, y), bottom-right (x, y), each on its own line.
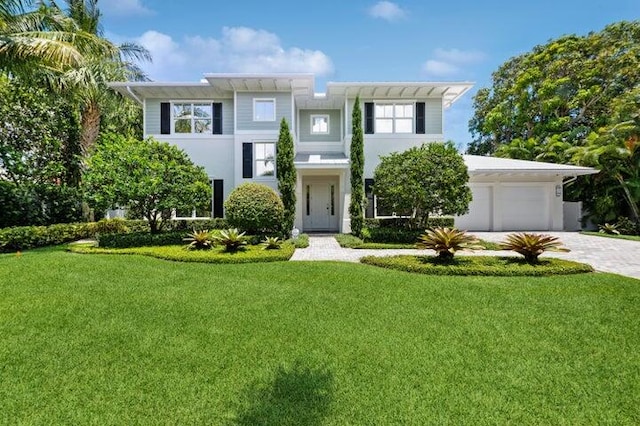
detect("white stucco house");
top-left (110, 73), bottom-right (597, 233)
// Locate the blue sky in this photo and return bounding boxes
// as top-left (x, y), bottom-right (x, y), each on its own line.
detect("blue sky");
top-left (101, 0), bottom-right (639, 148)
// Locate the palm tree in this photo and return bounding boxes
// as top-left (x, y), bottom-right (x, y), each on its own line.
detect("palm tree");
top-left (0, 0), bottom-right (114, 75)
top-left (53, 0), bottom-right (151, 155)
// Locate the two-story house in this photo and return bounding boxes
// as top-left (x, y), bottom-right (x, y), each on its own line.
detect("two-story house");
top-left (110, 73), bottom-right (596, 233)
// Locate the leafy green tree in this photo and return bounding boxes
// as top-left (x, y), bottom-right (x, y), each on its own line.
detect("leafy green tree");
top-left (349, 95), bottom-right (364, 236)
top-left (84, 134), bottom-right (211, 233)
top-left (0, 75), bottom-right (82, 226)
top-left (570, 88), bottom-right (640, 225)
top-left (276, 118), bottom-right (296, 235)
top-left (469, 21), bottom-right (640, 156)
top-left (373, 142), bottom-right (471, 229)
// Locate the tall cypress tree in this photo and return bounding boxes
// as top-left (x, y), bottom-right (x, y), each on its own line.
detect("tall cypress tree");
top-left (276, 118), bottom-right (297, 236)
top-left (349, 96), bottom-right (365, 236)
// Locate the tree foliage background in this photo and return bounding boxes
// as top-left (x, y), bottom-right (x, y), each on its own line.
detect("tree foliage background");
top-left (468, 21), bottom-right (640, 226)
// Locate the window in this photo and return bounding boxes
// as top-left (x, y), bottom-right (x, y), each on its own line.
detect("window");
top-left (255, 142), bottom-right (275, 177)
top-left (254, 98), bottom-right (276, 121)
top-left (173, 103), bottom-right (212, 133)
top-left (374, 103), bottom-right (413, 134)
top-left (311, 115), bottom-right (329, 134)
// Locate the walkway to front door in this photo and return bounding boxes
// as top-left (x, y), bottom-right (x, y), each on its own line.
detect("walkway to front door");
top-left (302, 178), bottom-right (339, 232)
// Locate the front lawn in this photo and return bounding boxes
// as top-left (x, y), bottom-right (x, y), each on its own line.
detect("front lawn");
top-left (1, 249), bottom-right (638, 424)
top-left (581, 231), bottom-right (640, 242)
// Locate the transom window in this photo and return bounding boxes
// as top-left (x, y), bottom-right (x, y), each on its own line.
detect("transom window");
top-left (311, 115), bottom-right (329, 134)
top-left (254, 99), bottom-right (276, 121)
top-left (173, 103), bottom-right (212, 133)
top-left (255, 142), bottom-right (275, 177)
top-left (375, 103), bottom-right (414, 134)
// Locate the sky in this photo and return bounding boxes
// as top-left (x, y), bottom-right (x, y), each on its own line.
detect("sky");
top-left (101, 0), bottom-right (639, 149)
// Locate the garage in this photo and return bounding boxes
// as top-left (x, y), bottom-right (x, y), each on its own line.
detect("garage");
top-left (454, 156), bottom-right (598, 232)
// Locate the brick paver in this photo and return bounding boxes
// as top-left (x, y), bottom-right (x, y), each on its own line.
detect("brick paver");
top-left (290, 232), bottom-right (640, 279)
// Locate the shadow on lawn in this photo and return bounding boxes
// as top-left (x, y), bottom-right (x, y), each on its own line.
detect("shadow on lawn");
top-left (233, 360), bottom-right (334, 426)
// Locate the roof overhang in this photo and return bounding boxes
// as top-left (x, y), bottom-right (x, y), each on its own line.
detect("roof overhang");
top-left (294, 153), bottom-right (350, 169)
top-left (108, 82), bottom-right (229, 103)
top-left (463, 155), bottom-right (599, 178)
top-left (326, 81), bottom-right (474, 108)
top-left (203, 73), bottom-right (315, 95)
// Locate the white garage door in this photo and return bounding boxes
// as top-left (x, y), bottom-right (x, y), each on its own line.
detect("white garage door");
top-left (455, 185), bottom-right (492, 231)
top-left (500, 185), bottom-right (549, 230)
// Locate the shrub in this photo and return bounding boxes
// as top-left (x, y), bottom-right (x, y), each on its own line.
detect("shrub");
top-left (288, 233), bottom-right (309, 248)
top-left (91, 218), bottom-right (130, 235)
top-left (213, 228), bottom-right (248, 252)
top-left (261, 236), bottom-right (282, 250)
top-left (98, 231), bottom-right (184, 249)
top-left (365, 217), bottom-right (454, 230)
top-left (168, 218), bottom-right (228, 232)
top-left (360, 255), bottom-right (593, 276)
top-left (224, 183), bottom-right (284, 235)
top-left (184, 229), bottom-right (214, 250)
top-left (416, 227), bottom-right (484, 260)
top-left (614, 217), bottom-right (640, 235)
top-left (365, 227), bottom-right (422, 244)
top-left (500, 233), bottom-right (570, 264)
top-left (598, 223), bottom-right (620, 235)
top-left (0, 223), bottom-right (92, 252)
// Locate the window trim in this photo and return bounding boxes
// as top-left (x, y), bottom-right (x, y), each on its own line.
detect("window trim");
top-left (171, 100), bottom-right (215, 135)
top-left (373, 101), bottom-right (415, 134)
top-left (253, 98), bottom-right (276, 122)
top-left (310, 114), bottom-right (330, 134)
top-left (253, 141), bottom-right (276, 179)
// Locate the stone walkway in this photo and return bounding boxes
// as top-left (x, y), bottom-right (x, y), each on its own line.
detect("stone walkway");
top-left (290, 232), bottom-right (640, 280)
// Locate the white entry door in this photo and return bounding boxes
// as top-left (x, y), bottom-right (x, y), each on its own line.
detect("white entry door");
top-left (303, 179), bottom-right (339, 232)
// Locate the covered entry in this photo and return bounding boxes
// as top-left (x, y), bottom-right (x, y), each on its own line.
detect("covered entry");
top-left (302, 177), bottom-right (339, 232)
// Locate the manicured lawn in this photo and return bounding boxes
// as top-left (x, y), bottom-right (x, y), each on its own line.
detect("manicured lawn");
top-left (1, 248), bottom-right (639, 424)
top-left (581, 231), bottom-right (640, 242)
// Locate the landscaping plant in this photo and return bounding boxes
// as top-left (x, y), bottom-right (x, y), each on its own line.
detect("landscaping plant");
top-left (276, 118), bottom-right (297, 236)
top-left (500, 233), bottom-right (570, 264)
top-left (183, 229), bottom-right (213, 250)
top-left (349, 95), bottom-right (365, 236)
top-left (261, 236), bottom-right (281, 250)
top-left (214, 228), bottom-right (248, 252)
top-left (416, 227), bottom-right (484, 260)
top-left (224, 183), bottom-right (284, 235)
top-left (598, 223), bottom-right (620, 235)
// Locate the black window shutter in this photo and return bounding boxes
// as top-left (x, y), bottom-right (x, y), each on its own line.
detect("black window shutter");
top-left (242, 143), bottom-right (253, 178)
top-left (364, 102), bottom-right (374, 134)
top-left (365, 178), bottom-right (375, 218)
top-left (160, 102), bottom-right (171, 134)
top-left (416, 102), bottom-right (426, 134)
top-left (212, 102), bottom-right (223, 134)
top-left (213, 179), bottom-right (224, 218)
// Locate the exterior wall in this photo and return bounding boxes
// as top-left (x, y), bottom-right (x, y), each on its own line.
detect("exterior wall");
top-left (236, 92), bottom-right (292, 131)
top-left (144, 98), bottom-right (234, 136)
top-left (298, 109), bottom-right (342, 142)
top-left (360, 134), bottom-right (442, 178)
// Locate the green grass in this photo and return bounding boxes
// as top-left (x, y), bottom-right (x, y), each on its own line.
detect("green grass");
top-left (1, 248), bottom-right (639, 424)
top-left (69, 242), bottom-right (295, 263)
top-left (361, 254), bottom-right (594, 276)
top-left (581, 231), bottom-right (640, 242)
top-left (335, 233), bottom-right (503, 250)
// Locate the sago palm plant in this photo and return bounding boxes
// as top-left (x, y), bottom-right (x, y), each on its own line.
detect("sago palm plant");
top-left (499, 233), bottom-right (570, 264)
top-left (183, 229), bottom-right (213, 250)
top-left (416, 227), bottom-right (484, 260)
top-left (214, 228), bottom-right (248, 252)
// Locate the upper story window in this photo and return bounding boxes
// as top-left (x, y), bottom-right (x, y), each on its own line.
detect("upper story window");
top-left (255, 142), bottom-right (275, 177)
top-left (254, 98), bottom-right (276, 121)
top-left (311, 114), bottom-right (329, 134)
top-left (173, 103), bottom-right (212, 133)
top-left (375, 103), bottom-right (413, 134)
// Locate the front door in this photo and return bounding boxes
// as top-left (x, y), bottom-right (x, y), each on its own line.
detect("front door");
top-left (303, 179), bottom-right (339, 232)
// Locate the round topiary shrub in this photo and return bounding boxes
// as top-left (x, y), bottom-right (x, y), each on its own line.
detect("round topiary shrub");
top-left (224, 183), bottom-right (284, 235)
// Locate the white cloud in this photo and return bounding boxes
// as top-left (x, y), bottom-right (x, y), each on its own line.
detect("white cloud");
top-left (100, 0), bottom-right (152, 17)
top-left (422, 48), bottom-right (485, 78)
top-left (368, 1), bottom-right (406, 22)
top-left (134, 27), bottom-right (334, 81)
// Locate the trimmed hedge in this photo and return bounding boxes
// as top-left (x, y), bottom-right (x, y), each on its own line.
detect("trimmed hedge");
top-left (225, 183), bottom-right (284, 235)
top-left (288, 233), bottom-right (309, 248)
top-left (166, 218), bottom-right (228, 232)
top-left (97, 231), bottom-right (185, 249)
top-left (362, 217), bottom-right (455, 244)
top-left (0, 223), bottom-right (93, 252)
top-left (69, 242), bottom-right (295, 264)
top-left (361, 255), bottom-right (594, 276)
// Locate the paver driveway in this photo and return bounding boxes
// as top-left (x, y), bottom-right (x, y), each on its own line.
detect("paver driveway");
top-left (291, 232), bottom-right (640, 280)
